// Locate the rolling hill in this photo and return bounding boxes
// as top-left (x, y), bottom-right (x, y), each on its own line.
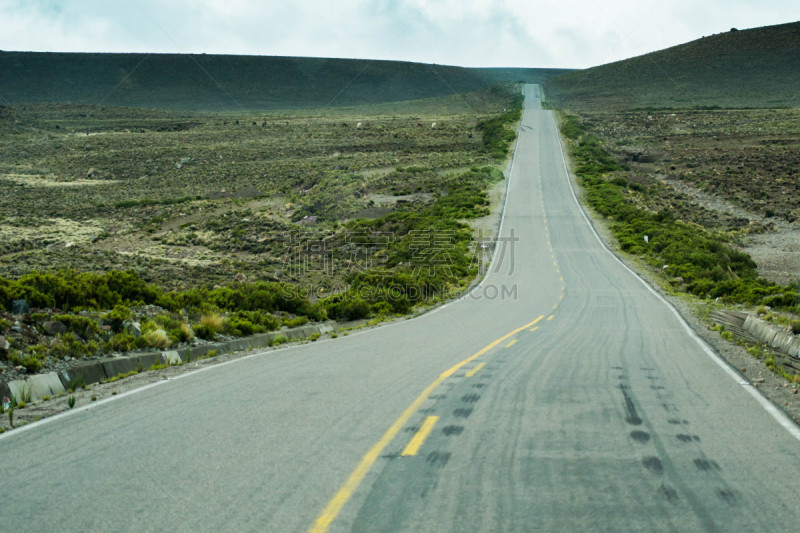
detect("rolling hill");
top-left (544, 21), bottom-right (800, 110)
top-left (0, 51), bottom-right (569, 111)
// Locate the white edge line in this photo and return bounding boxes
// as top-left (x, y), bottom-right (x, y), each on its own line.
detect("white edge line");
top-left (0, 86), bottom-right (530, 442)
top-left (549, 111), bottom-right (800, 441)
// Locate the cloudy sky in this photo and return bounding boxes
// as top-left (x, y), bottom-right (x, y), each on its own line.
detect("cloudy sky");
top-left (1, 1), bottom-right (797, 69)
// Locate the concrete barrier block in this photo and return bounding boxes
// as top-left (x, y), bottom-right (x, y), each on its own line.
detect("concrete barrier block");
top-left (749, 321), bottom-right (767, 341)
top-left (249, 333), bottom-right (273, 348)
top-left (288, 325), bottom-right (318, 340)
top-left (762, 330), bottom-right (778, 346)
top-left (164, 350), bottom-right (182, 364)
top-left (772, 333), bottom-right (788, 349)
top-left (190, 345), bottom-right (218, 359)
top-left (59, 362), bottom-right (108, 389)
top-left (132, 353), bottom-right (166, 369)
top-left (789, 338), bottom-right (800, 358)
top-left (102, 358), bottom-right (139, 378)
top-left (8, 373), bottom-right (65, 402)
top-left (779, 336), bottom-right (794, 354)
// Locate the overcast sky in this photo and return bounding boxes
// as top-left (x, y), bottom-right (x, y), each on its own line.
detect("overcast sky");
top-left (1, 1), bottom-right (797, 69)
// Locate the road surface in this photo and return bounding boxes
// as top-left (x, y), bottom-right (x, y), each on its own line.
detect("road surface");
top-left (3, 85), bottom-right (800, 532)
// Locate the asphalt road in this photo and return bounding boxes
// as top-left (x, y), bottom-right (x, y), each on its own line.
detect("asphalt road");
top-left (3, 85), bottom-right (800, 532)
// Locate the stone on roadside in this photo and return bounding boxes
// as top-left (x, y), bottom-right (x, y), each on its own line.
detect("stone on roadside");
top-left (43, 320), bottom-right (68, 336)
top-left (11, 299), bottom-right (30, 315)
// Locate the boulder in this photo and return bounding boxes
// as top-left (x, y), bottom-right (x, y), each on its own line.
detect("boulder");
top-left (11, 299), bottom-right (30, 315)
top-left (0, 336), bottom-right (9, 356)
top-left (43, 320), bottom-right (68, 336)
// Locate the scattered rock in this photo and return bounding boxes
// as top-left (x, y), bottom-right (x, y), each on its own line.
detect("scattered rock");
top-left (0, 336), bottom-right (9, 356)
top-left (11, 299), bottom-right (30, 315)
top-left (15, 366), bottom-right (26, 375)
top-left (43, 320), bottom-right (68, 336)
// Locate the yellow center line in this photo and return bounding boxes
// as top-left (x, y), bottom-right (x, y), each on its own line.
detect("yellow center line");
top-left (308, 314), bottom-right (545, 533)
top-left (529, 326), bottom-right (540, 332)
top-left (547, 315), bottom-right (554, 321)
top-left (505, 339), bottom-right (518, 348)
top-left (465, 362), bottom-right (486, 378)
top-left (401, 416), bottom-right (439, 456)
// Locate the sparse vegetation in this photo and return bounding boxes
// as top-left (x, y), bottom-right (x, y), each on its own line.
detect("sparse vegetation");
top-left (560, 113), bottom-right (799, 312)
top-left (1, 83), bottom-right (522, 377)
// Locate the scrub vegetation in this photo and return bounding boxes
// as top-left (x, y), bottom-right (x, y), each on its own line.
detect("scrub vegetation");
top-left (0, 84), bottom-right (522, 375)
top-left (560, 114), bottom-right (799, 310)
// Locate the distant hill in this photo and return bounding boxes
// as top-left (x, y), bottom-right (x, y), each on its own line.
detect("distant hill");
top-left (0, 52), bottom-right (570, 111)
top-left (544, 21), bottom-right (800, 110)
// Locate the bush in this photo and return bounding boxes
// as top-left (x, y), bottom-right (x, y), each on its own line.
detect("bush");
top-left (51, 332), bottom-right (93, 358)
top-left (143, 328), bottom-right (171, 349)
top-left (477, 109), bottom-right (522, 159)
top-left (170, 322), bottom-right (194, 343)
top-left (282, 316), bottom-right (309, 329)
top-left (194, 324), bottom-right (216, 341)
top-left (8, 350), bottom-right (43, 373)
top-left (106, 332), bottom-right (140, 352)
top-left (200, 312), bottom-right (224, 333)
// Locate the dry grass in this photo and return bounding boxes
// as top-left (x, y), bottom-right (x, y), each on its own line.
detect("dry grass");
top-left (143, 328), bottom-right (171, 349)
top-left (200, 313), bottom-right (224, 333)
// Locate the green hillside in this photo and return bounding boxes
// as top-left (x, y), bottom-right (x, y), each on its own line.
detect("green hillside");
top-left (0, 51), bottom-right (569, 111)
top-left (544, 21), bottom-right (800, 110)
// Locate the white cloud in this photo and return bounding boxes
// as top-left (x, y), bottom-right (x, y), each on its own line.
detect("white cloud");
top-left (0, 0), bottom-right (797, 68)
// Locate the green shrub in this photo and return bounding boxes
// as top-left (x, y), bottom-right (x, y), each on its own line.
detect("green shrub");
top-left (55, 314), bottom-right (101, 338)
top-left (143, 328), bottom-right (171, 349)
top-left (477, 109), bottom-right (522, 159)
top-left (282, 316), bottom-right (309, 328)
top-left (269, 335), bottom-right (289, 346)
top-left (8, 351), bottom-right (42, 373)
top-left (103, 304), bottom-right (133, 331)
top-left (51, 332), bottom-right (93, 358)
top-left (106, 332), bottom-right (140, 352)
top-left (169, 322), bottom-right (194, 343)
top-left (194, 324), bottom-right (216, 341)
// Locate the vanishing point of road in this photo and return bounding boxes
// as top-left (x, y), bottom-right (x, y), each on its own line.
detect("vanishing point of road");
top-left (3, 85), bottom-right (800, 532)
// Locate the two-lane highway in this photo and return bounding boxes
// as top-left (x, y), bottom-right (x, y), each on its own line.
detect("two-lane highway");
top-left (3, 85), bottom-right (800, 532)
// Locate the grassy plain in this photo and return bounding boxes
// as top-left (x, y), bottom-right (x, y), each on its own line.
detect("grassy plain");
top-left (0, 85), bottom-right (521, 374)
